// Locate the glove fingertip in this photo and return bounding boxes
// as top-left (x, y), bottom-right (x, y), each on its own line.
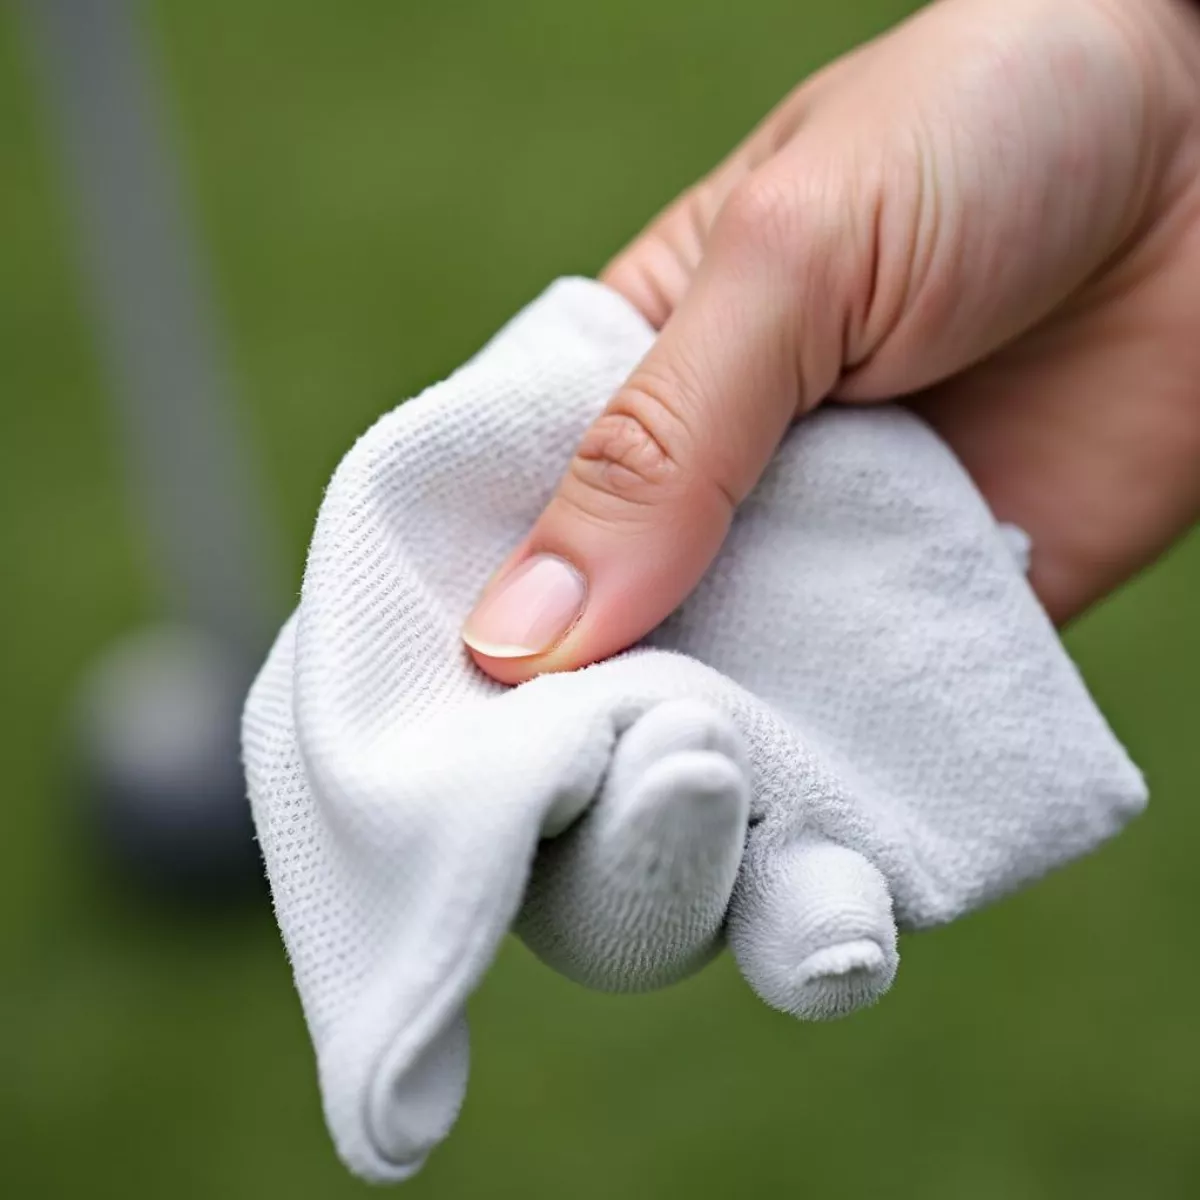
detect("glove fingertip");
top-left (729, 839), bottom-right (898, 1020)
top-left (519, 702), bottom-right (750, 993)
top-left (360, 1012), bottom-right (470, 1181)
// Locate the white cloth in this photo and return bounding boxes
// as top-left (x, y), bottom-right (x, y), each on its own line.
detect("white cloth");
top-left (242, 278), bottom-right (1146, 1183)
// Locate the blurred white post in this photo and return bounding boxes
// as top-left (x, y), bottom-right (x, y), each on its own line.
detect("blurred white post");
top-left (18, 0), bottom-right (280, 656)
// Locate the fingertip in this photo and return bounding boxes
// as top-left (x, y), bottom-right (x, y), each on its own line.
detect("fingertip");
top-left (463, 498), bottom-right (728, 684)
top-left (463, 643), bottom-right (543, 686)
top-left (461, 551), bottom-right (590, 683)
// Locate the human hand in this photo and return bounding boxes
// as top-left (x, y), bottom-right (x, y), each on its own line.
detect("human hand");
top-left (463, 0), bottom-right (1200, 683)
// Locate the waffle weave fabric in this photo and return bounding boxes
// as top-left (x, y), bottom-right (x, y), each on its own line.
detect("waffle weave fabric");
top-left (242, 277), bottom-right (1145, 1182)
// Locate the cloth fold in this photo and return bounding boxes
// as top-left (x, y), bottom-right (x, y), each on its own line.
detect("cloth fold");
top-left (242, 277), bottom-right (1145, 1183)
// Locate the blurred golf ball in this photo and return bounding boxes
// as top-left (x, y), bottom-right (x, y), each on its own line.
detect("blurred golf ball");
top-left (70, 623), bottom-right (264, 903)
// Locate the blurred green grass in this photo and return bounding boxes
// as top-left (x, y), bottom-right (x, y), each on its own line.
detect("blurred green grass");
top-left (2, 2), bottom-right (1199, 1197)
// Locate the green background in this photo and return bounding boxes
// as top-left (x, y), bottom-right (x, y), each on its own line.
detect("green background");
top-left (3, 2), bottom-right (1199, 1197)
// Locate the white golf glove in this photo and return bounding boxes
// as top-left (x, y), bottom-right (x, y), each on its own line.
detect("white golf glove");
top-left (242, 279), bottom-right (1144, 1182)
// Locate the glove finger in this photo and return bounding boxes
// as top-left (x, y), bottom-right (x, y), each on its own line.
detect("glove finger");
top-left (517, 699), bottom-right (749, 991)
top-left (296, 685), bottom-right (620, 1182)
top-left (727, 837), bottom-right (898, 1019)
top-left (362, 1011), bottom-right (469, 1179)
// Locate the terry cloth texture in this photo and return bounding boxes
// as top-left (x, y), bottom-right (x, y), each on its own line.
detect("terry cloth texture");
top-left (242, 277), bottom-right (1146, 1183)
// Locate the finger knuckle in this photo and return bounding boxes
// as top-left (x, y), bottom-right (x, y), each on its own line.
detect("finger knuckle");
top-left (568, 385), bottom-right (689, 513)
top-left (716, 173), bottom-right (801, 261)
top-left (717, 166), bottom-right (858, 288)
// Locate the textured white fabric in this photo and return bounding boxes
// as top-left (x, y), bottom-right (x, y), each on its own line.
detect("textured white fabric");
top-left (242, 277), bottom-right (1146, 1183)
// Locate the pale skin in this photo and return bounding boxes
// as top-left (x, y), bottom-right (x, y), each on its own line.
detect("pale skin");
top-left (463, 0), bottom-right (1200, 684)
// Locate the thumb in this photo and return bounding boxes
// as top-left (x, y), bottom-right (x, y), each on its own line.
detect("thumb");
top-left (462, 170), bottom-right (859, 683)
